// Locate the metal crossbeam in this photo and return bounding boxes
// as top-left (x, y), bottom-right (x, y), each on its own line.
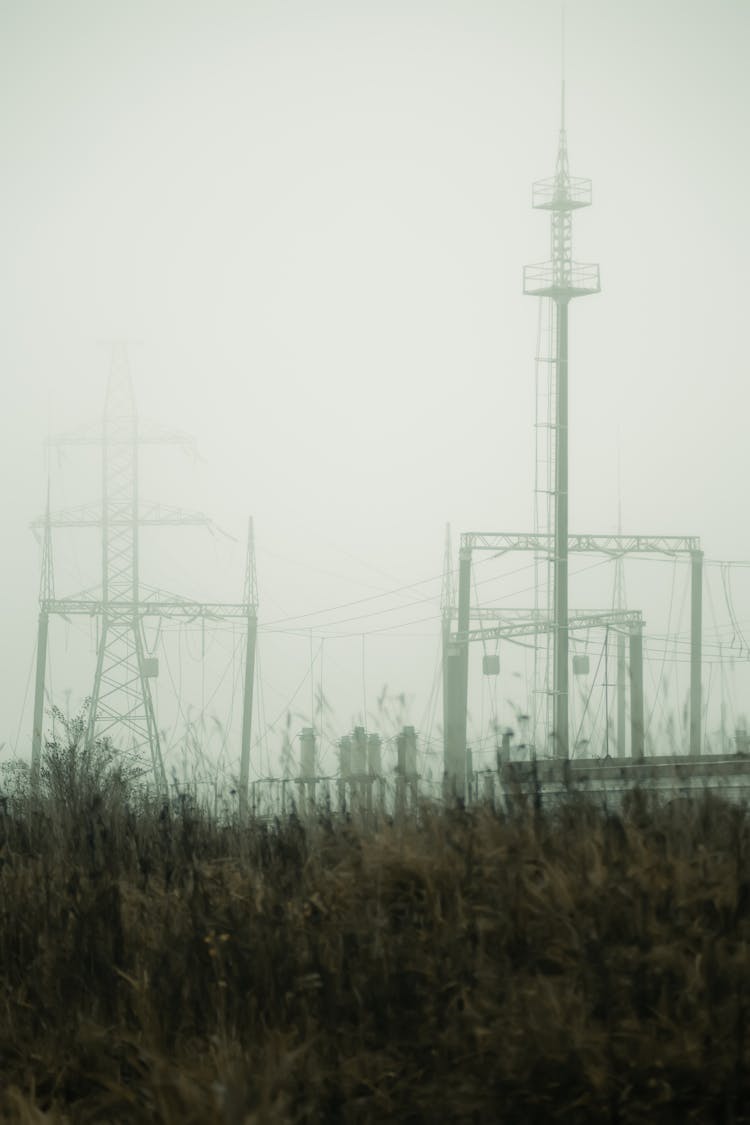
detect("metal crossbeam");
top-left (47, 599), bottom-right (248, 620)
top-left (31, 502), bottom-right (213, 529)
top-left (461, 532), bottom-right (700, 556)
top-left (458, 609), bottom-right (643, 645)
top-left (469, 606), bottom-right (630, 621)
top-left (46, 418), bottom-right (197, 450)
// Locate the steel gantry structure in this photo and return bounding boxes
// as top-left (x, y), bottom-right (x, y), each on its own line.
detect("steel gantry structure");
top-left (30, 346), bottom-right (259, 804)
top-left (442, 532), bottom-right (703, 796)
top-left (440, 86), bottom-right (706, 794)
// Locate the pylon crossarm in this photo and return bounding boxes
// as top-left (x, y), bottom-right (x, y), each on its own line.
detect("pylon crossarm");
top-left (31, 501), bottom-right (213, 529)
top-left (46, 419), bottom-right (197, 452)
top-left (137, 420), bottom-right (197, 450)
top-left (45, 422), bottom-right (101, 447)
top-left (46, 598), bottom-right (248, 619)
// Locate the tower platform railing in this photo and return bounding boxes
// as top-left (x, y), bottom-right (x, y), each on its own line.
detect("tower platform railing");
top-left (532, 174), bottom-right (592, 209)
top-left (523, 260), bottom-right (600, 298)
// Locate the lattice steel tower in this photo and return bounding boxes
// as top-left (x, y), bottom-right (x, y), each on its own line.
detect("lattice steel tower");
top-left (86, 349), bottom-right (164, 784)
top-left (31, 346), bottom-right (257, 793)
top-left (523, 84), bottom-right (600, 757)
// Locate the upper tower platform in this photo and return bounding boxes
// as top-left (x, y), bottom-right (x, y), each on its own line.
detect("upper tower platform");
top-left (523, 82), bottom-right (600, 301)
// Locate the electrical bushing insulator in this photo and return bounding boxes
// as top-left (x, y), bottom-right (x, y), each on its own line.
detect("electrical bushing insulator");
top-left (300, 728), bottom-right (316, 779)
top-left (339, 736), bottom-right (352, 778)
top-left (351, 727), bottom-right (367, 775)
top-left (367, 733), bottom-right (381, 776)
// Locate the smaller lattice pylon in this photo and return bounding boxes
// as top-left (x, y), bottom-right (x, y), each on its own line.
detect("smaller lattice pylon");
top-left (441, 522), bottom-right (455, 759)
top-left (30, 480), bottom-right (55, 784)
top-left (238, 517), bottom-right (259, 819)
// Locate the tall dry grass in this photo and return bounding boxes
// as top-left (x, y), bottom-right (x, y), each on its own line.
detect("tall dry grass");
top-left (1, 736), bottom-right (750, 1121)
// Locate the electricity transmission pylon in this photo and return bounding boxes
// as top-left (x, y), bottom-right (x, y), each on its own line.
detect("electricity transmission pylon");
top-left (30, 345), bottom-right (257, 793)
top-left (86, 349), bottom-right (165, 786)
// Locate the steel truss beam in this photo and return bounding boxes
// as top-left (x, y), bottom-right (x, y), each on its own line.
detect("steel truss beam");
top-left (461, 532), bottom-right (700, 556)
top-left (447, 531), bottom-right (703, 766)
top-left (46, 599), bottom-right (248, 620)
top-left (457, 608), bottom-right (643, 644)
top-left (31, 502), bottom-right (213, 529)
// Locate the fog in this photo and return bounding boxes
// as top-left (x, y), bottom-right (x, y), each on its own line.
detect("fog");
top-left (2, 0), bottom-right (749, 777)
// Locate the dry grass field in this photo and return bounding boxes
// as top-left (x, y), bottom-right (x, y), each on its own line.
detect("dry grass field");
top-left (1, 733), bottom-right (750, 1122)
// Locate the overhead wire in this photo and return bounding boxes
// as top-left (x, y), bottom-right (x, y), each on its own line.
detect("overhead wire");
top-left (259, 552), bottom-right (618, 640)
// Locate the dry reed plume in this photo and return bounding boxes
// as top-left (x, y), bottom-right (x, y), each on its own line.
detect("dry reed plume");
top-left (1, 736), bottom-right (749, 1121)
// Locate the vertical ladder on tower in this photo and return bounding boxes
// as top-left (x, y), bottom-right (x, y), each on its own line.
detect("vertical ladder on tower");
top-left (532, 297), bottom-right (557, 752)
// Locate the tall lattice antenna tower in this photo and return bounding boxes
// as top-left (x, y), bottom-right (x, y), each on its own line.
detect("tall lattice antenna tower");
top-left (524, 80), bottom-right (600, 758)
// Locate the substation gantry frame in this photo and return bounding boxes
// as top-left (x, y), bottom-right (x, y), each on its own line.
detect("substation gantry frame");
top-left (439, 85), bottom-right (704, 796)
top-left (442, 533), bottom-right (703, 797)
top-left (30, 346), bottom-right (259, 811)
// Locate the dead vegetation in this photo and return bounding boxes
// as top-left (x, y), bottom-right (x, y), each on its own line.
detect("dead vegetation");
top-left (1, 739), bottom-right (750, 1122)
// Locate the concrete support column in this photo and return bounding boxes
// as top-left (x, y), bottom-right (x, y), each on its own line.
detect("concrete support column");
top-left (454, 547), bottom-right (472, 798)
top-left (616, 630), bottom-right (627, 758)
top-left (300, 727), bottom-right (316, 811)
top-left (443, 643), bottom-right (464, 799)
top-left (629, 623), bottom-right (645, 760)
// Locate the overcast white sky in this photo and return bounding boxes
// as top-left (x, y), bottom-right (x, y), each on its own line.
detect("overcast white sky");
top-left (2, 0), bottom-right (749, 773)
